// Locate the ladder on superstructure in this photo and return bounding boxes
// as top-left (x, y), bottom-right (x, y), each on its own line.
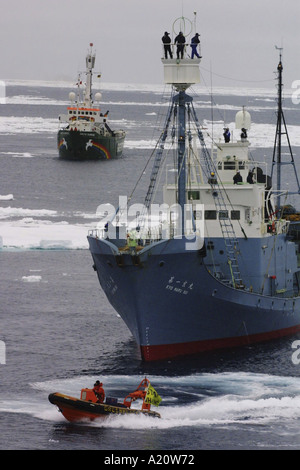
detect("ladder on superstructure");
top-left (188, 102), bottom-right (243, 288)
top-left (142, 89), bottom-right (244, 288)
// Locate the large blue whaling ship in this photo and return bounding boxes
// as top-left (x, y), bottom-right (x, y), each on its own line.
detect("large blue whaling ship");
top-left (88, 17), bottom-right (300, 361)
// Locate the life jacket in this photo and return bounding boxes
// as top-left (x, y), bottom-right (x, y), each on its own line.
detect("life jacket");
top-left (93, 385), bottom-right (105, 403)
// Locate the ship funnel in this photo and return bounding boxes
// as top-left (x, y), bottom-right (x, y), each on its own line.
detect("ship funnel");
top-left (235, 108), bottom-right (251, 130)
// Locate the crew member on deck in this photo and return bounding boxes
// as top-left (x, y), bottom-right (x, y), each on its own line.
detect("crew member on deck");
top-left (247, 170), bottom-right (254, 184)
top-left (162, 32), bottom-right (173, 59)
top-left (223, 128), bottom-right (231, 143)
top-left (93, 380), bottom-right (105, 403)
top-left (233, 171), bottom-right (243, 184)
top-left (208, 171), bottom-right (217, 184)
top-left (174, 31), bottom-right (186, 59)
top-left (190, 33), bottom-right (201, 59)
top-left (241, 127), bottom-right (247, 140)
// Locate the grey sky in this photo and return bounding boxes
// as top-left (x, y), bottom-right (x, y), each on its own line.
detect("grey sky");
top-left (0, 0), bottom-right (299, 90)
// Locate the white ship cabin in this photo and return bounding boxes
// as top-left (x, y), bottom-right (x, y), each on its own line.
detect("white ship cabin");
top-left (163, 109), bottom-right (289, 240)
top-left (159, 44), bottom-right (289, 241)
top-left (58, 91), bottom-right (110, 132)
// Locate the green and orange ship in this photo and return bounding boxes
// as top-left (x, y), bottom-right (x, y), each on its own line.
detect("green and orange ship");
top-left (58, 43), bottom-right (125, 161)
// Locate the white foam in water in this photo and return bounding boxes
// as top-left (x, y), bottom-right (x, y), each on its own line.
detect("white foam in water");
top-left (5, 373), bottom-right (295, 433)
top-left (0, 396), bottom-right (66, 423)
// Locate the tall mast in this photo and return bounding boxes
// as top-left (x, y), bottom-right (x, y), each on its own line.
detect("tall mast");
top-left (271, 47), bottom-right (300, 210)
top-left (162, 16), bottom-right (201, 233)
top-left (143, 16), bottom-right (243, 287)
top-left (84, 43), bottom-right (96, 106)
top-left (176, 90), bottom-right (188, 211)
top-left (276, 49), bottom-right (283, 209)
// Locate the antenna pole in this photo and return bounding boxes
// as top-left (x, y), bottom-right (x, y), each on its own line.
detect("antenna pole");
top-left (276, 50), bottom-right (283, 210)
top-left (271, 47), bottom-right (300, 211)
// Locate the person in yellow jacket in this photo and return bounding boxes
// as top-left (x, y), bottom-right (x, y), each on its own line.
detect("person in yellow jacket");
top-left (127, 230), bottom-right (138, 254)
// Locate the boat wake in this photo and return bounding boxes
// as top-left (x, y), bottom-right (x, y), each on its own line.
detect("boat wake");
top-left (1, 372), bottom-right (299, 432)
top-left (87, 394), bottom-right (300, 430)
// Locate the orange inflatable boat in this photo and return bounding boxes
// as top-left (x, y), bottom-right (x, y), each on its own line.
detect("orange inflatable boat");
top-left (48, 378), bottom-right (161, 422)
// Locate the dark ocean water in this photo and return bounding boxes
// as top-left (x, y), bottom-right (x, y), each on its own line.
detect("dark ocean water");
top-left (1, 81), bottom-right (300, 452)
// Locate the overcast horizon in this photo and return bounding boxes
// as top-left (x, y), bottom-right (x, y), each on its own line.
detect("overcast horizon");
top-left (0, 0), bottom-right (299, 92)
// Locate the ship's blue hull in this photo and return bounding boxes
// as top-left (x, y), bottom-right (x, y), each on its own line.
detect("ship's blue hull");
top-left (88, 235), bottom-right (300, 361)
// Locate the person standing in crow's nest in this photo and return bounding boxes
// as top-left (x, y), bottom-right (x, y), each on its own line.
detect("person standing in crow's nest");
top-left (162, 31), bottom-right (173, 59)
top-left (174, 31), bottom-right (186, 59)
top-left (190, 33), bottom-right (201, 59)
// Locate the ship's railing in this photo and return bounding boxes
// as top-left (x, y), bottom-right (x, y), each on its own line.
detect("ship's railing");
top-left (88, 225), bottom-right (174, 243)
top-left (88, 229), bottom-right (100, 238)
top-left (88, 223), bottom-right (200, 246)
top-left (165, 160), bottom-right (272, 187)
top-left (58, 110), bottom-right (107, 127)
top-left (161, 43), bottom-right (201, 60)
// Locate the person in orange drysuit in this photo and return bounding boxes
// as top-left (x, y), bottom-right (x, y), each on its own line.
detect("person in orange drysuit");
top-left (93, 380), bottom-right (105, 403)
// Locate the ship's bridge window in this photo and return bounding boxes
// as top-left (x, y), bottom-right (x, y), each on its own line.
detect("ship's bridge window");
top-left (224, 161), bottom-right (236, 170)
top-left (217, 161), bottom-right (222, 170)
top-left (238, 161), bottom-right (245, 170)
top-left (231, 210), bottom-right (240, 220)
top-left (219, 210), bottom-right (229, 219)
top-left (188, 190), bottom-right (200, 200)
top-left (205, 210), bottom-right (217, 220)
